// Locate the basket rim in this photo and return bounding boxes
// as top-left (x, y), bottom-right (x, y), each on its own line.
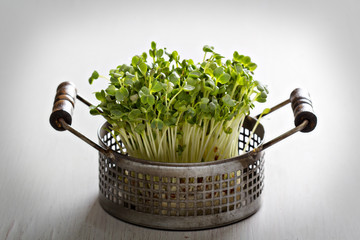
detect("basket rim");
top-left (97, 115), bottom-right (265, 167)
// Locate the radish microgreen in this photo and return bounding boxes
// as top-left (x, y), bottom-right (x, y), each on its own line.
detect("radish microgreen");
top-left (88, 42), bottom-right (268, 163)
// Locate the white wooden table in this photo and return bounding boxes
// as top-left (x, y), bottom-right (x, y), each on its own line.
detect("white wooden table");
top-left (1, 0), bottom-right (360, 239)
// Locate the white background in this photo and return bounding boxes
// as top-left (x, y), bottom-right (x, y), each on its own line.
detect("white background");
top-left (1, 0), bottom-right (359, 239)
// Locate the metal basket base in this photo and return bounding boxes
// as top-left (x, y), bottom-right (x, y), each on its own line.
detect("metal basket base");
top-left (97, 116), bottom-right (265, 230)
top-left (99, 193), bottom-right (262, 230)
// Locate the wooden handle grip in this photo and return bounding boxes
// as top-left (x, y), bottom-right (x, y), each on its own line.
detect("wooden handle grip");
top-left (49, 82), bottom-right (77, 131)
top-left (290, 88), bottom-right (317, 132)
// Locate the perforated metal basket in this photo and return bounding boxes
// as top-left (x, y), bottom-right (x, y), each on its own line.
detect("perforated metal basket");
top-left (50, 82), bottom-right (317, 230)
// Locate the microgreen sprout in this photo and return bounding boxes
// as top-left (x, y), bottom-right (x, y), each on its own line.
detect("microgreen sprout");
top-left (89, 42), bottom-right (268, 163)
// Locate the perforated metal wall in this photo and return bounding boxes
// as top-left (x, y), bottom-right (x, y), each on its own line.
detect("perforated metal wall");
top-left (97, 118), bottom-right (265, 230)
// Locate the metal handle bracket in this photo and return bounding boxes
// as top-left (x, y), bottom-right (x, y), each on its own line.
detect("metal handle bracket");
top-left (50, 82), bottom-right (113, 158)
top-left (254, 88), bottom-right (317, 152)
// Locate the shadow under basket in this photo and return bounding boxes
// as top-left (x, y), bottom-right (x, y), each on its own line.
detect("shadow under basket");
top-left (97, 117), bottom-right (265, 230)
top-left (49, 82), bottom-right (317, 230)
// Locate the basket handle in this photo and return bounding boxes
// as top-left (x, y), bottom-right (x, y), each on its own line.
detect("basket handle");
top-left (49, 82), bottom-right (113, 158)
top-left (290, 88), bottom-right (317, 133)
top-left (50, 81), bottom-right (77, 131)
top-left (255, 88), bottom-right (317, 152)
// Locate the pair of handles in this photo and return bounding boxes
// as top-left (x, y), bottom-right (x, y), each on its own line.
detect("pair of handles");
top-left (50, 82), bottom-right (317, 156)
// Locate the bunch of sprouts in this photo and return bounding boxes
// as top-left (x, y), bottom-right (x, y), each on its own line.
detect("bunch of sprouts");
top-left (88, 42), bottom-right (268, 163)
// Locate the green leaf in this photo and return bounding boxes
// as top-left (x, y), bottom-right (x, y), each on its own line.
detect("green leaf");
top-left (140, 95), bottom-right (147, 104)
top-left (151, 80), bottom-right (164, 93)
top-left (237, 75), bottom-right (245, 85)
top-left (185, 107), bottom-right (196, 118)
top-left (146, 109), bottom-right (156, 120)
top-left (234, 63), bottom-right (243, 73)
top-left (171, 51), bottom-right (179, 60)
top-left (165, 81), bottom-right (174, 93)
top-left (169, 72), bottom-right (179, 85)
top-left (213, 67), bottom-right (224, 78)
top-left (125, 72), bottom-right (134, 80)
top-left (242, 56), bottom-right (251, 64)
top-left (128, 109), bottom-right (142, 120)
top-left (218, 73), bottom-right (231, 84)
top-left (230, 69), bottom-right (237, 80)
top-left (129, 66), bottom-right (135, 75)
top-left (129, 94), bottom-right (138, 102)
top-left (177, 91), bottom-right (191, 103)
top-left (248, 63), bottom-right (257, 71)
top-left (89, 70), bottom-right (99, 84)
top-left (164, 117), bottom-right (177, 126)
top-left (214, 53), bottom-right (224, 59)
top-left (134, 123), bottom-right (146, 134)
top-left (199, 102), bottom-right (209, 113)
top-left (95, 90), bottom-right (106, 102)
top-left (110, 75), bottom-right (120, 86)
top-left (201, 98), bottom-right (209, 104)
top-left (156, 102), bottom-right (165, 112)
top-left (141, 94), bottom-right (155, 105)
top-left (263, 108), bottom-right (271, 115)
top-left (204, 67), bottom-right (213, 75)
top-left (264, 85), bottom-right (269, 94)
top-left (209, 62), bottom-right (217, 70)
top-left (186, 77), bottom-right (199, 86)
top-left (223, 126), bottom-right (233, 134)
top-left (255, 91), bottom-right (267, 103)
top-left (256, 98), bottom-right (266, 103)
top-left (115, 87), bottom-right (129, 102)
top-left (138, 62), bottom-right (148, 76)
top-left (203, 45), bottom-right (214, 53)
top-left (218, 85), bottom-right (226, 94)
top-left (142, 52), bottom-right (147, 61)
top-left (151, 41), bottom-right (157, 50)
top-left (210, 86), bottom-right (219, 96)
top-left (187, 59), bottom-right (195, 66)
top-left (260, 91), bottom-right (267, 98)
top-left (156, 49), bottom-right (163, 58)
top-left (90, 108), bottom-right (100, 115)
top-left (124, 78), bottom-right (134, 86)
top-left (209, 102), bottom-right (216, 112)
top-left (151, 119), bottom-right (164, 130)
top-left (233, 51), bottom-right (244, 62)
top-left (89, 105), bottom-right (101, 115)
top-left (174, 101), bottom-right (188, 112)
top-left (205, 79), bottom-right (215, 88)
top-left (110, 109), bottom-right (123, 117)
top-left (105, 85), bottom-right (117, 96)
top-left (139, 86), bottom-right (150, 98)
top-left (176, 144), bottom-right (186, 155)
top-left (189, 71), bottom-right (201, 78)
top-left (221, 94), bottom-right (235, 107)
top-left (132, 55), bottom-right (140, 66)
top-left (149, 49), bottom-right (155, 58)
top-left (139, 92), bottom-right (148, 104)
top-left (91, 70), bottom-right (99, 79)
top-left (256, 82), bottom-right (264, 91)
top-left (183, 84), bottom-right (195, 92)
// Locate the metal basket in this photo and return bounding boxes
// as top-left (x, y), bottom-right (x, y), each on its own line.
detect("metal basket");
top-left (50, 82), bottom-right (317, 230)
